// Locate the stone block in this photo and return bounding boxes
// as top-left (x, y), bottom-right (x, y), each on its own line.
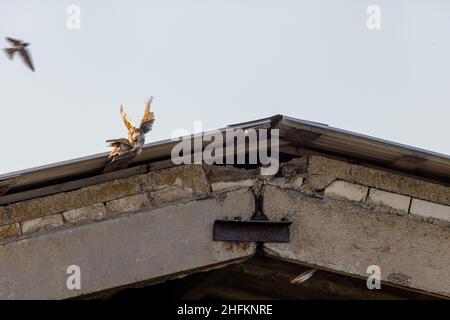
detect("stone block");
top-left (410, 199), bottom-right (450, 222)
top-left (0, 223), bottom-right (21, 240)
top-left (211, 179), bottom-right (254, 192)
top-left (308, 155), bottom-right (450, 206)
top-left (324, 181), bottom-right (368, 202)
top-left (21, 214), bottom-right (64, 234)
top-left (106, 193), bottom-right (150, 214)
top-left (63, 203), bottom-right (107, 224)
top-left (368, 189), bottom-right (411, 212)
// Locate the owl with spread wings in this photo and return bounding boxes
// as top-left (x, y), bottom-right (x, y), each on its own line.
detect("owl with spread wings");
top-left (106, 97), bottom-right (155, 161)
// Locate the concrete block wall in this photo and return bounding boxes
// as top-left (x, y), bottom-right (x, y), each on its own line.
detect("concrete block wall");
top-left (0, 164), bottom-right (262, 241)
top-left (307, 155), bottom-right (450, 206)
top-left (0, 188), bottom-right (257, 299)
top-left (323, 180), bottom-right (450, 221)
top-left (311, 156), bottom-right (450, 222)
top-left (1, 155), bottom-right (449, 241)
top-left (262, 185), bottom-right (450, 298)
top-left (0, 154), bottom-right (449, 298)
top-left (0, 164), bottom-right (259, 299)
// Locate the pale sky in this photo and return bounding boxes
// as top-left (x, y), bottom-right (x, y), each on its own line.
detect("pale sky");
top-left (1, 0), bottom-right (449, 174)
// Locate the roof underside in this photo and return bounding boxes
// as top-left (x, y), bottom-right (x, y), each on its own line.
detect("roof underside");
top-left (101, 255), bottom-right (438, 300)
top-left (1, 115), bottom-right (449, 195)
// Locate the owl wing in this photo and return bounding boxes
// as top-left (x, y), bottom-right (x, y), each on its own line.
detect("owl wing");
top-left (140, 97), bottom-right (155, 134)
top-left (120, 105), bottom-right (137, 133)
top-left (106, 138), bottom-right (132, 147)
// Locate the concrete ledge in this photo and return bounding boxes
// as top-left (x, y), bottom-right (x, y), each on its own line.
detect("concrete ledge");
top-left (0, 189), bottom-right (256, 299)
top-left (367, 189), bottom-right (411, 213)
top-left (308, 155), bottom-right (450, 206)
top-left (0, 165), bottom-right (210, 227)
top-left (267, 177), bottom-right (303, 190)
top-left (0, 223), bottom-right (21, 240)
top-left (324, 181), bottom-right (368, 203)
top-left (63, 204), bottom-right (107, 224)
top-left (410, 199), bottom-right (450, 222)
top-left (106, 194), bottom-right (150, 214)
top-left (21, 214), bottom-right (64, 234)
top-left (211, 179), bottom-right (254, 192)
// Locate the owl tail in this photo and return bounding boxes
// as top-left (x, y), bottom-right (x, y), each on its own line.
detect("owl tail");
top-left (106, 139), bottom-right (122, 148)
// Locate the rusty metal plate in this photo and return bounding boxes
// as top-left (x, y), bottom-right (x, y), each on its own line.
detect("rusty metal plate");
top-left (213, 220), bottom-right (292, 243)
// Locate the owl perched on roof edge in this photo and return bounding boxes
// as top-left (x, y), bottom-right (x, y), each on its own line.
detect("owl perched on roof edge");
top-left (106, 97), bottom-right (155, 161)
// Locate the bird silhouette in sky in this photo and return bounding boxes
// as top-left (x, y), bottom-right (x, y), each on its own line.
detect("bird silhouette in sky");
top-left (3, 37), bottom-right (35, 72)
top-left (106, 97), bottom-right (156, 162)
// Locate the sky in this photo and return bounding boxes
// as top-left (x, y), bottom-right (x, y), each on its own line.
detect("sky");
top-left (0, 0), bottom-right (449, 174)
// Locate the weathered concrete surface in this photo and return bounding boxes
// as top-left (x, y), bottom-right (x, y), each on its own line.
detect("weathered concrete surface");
top-left (280, 157), bottom-right (308, 180)
top-left (266, 177), bottom-right (303, 190)
top-left (410, 199), bottom-right (450, 222)
top-left (324, 181), bottom-right (368, 203)
top-left (106, 194), bottom-right (150, 214)
top-left (211, 179), bottom-right (254, 192)
top-left (149, 186), bottom-right (194, 205)
top-left (142, 165), bottom-right (210, 196)
top-left (203, 165), bottom-right (259, 183)
top-left (63, 204), bottom-right (107, 224)
top-left (367, 188), bottom-right (411, 213)
top-left (2, 176), bottom-right (143, 226)
top-left (307, 155), bottom-right (450, 206)
top-left (262, 186), bottom-right (450, 297)
top-left (0, 165), bottom-right (210, 227)
top-left (0, 223), bottom-right (21, 240)
top-left (21, 214), bottom-right (64, 234)
top-left (0, 189), bottom-right (256, 299)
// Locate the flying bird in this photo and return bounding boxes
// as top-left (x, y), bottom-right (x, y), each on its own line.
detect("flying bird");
top-left (3, 37), bottom-right (35, 71)
top-left (106, 97), bottom-right (156, 161)
top-left (291, 269), bottom-right (317, 285)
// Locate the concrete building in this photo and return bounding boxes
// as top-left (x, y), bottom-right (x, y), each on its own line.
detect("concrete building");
top-left (0, 115), bottom-right (449, 299)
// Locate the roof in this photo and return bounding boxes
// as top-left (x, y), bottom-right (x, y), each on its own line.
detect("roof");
top-left (1, 115), bottom-right (449, 196)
